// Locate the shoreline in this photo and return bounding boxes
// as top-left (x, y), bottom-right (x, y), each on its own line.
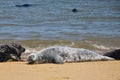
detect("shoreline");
top-left (1, 38), bottom-right (120, 55)
top-left (0, 61), bottom-right (120, 80)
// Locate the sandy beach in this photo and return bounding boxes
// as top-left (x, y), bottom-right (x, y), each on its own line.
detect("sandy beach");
top-left (0, 0), bottom-right (120, 80)
top-left (0, 61), bottom-right (120, 80)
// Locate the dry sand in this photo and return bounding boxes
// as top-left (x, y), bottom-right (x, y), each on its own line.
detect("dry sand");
top-left (0, 61), bottom-right (120, 80)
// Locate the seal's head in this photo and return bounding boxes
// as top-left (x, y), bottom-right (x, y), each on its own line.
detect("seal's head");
top-left (27, 53), bottom-right (37, 64)
top-left (11, 43), bottom-right (25, 53)
top-left (10, 43), bottom-right (25, 60)
top-left (72, 8), bottom-right (78, 13)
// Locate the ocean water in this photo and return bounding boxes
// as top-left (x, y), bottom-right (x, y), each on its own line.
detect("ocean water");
top-left (0, 0), bottom-right (120, 52)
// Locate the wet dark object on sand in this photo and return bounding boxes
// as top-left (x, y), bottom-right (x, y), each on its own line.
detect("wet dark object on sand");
top-left (16, 4), bottom-right (32, 7)
top-left (0, 43), bottom-right (25, 62)
top-left (104, 49), bottom-right (120, 60)
top-left (72, 8), bottom-right (78, 13)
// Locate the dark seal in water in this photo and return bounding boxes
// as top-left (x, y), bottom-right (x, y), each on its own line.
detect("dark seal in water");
top-left (72, 8), bottom-right (78, 13)
top-left (16, 4), bottom-right (32, 7)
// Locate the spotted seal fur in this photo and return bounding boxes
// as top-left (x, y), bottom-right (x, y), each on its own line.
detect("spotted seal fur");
top-left (27, 46), bottom-right (113, 64)
top-left (0, 43), bottom-right (25, 62)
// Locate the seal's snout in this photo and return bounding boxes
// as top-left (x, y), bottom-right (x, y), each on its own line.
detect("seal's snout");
top-left (22, 48), bottom-right (25, 53)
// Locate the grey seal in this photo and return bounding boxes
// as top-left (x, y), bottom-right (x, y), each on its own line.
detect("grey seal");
top-left (27, 46), bottom-right (114, 64)
top-left (72, 8), bottom-right (78, 13)
top-left (16, 4), bottom-right (32, 7)
top-left (104, 49), bottom-right (120, 60)
top-left (0, 43), bottom-right (25, 62)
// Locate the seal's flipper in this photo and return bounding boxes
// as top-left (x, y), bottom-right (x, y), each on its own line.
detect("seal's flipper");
top-left (54, 55), bottom-right (64, 64)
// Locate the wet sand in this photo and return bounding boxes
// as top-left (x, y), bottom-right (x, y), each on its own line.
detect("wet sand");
top-left (0, 61), bottom-right (120, 80)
